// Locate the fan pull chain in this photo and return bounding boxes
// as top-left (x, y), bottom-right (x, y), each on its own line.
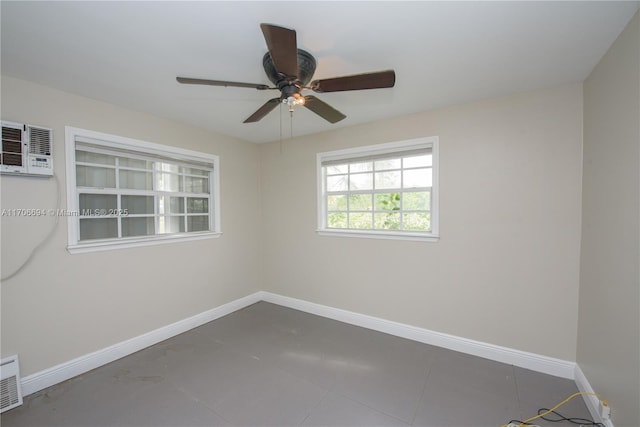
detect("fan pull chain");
top-left (279, 103), bottom-right (283, 154)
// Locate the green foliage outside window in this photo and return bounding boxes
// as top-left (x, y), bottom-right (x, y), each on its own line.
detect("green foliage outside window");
top-left (375, 192), bottom-right (401, 229)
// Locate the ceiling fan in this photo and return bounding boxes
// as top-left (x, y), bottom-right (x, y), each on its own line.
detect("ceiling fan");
top-left (176, 23), bottom-right (396, 124)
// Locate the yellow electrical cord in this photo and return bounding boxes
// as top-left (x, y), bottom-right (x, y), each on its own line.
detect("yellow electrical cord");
top-left (501, 391), bottom-right (608, 427)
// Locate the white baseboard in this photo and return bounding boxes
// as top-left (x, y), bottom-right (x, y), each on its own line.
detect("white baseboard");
top-left (575, 364), bottom-right (615, 427)
top-left (21, 290), bottom-right (579, 399)
top-left (260, 291), bottom-right (576, 379)
top-left (20, 292), bottom-right (262, 396)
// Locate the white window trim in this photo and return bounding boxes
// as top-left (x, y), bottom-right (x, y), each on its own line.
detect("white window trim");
top-left (65, 126), bottom-right (221, 254)
top-left (316, 137), bottom-right (439, 242)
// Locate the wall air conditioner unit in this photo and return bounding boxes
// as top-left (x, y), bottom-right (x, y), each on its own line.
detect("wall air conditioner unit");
top-left (1, 120), bottom-right (53, 176)
top-left (0, 355), bottom-right (23, 413)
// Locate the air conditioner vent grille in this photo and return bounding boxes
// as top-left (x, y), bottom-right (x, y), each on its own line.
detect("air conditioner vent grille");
top-left (2, 126), bottom-right (22, 143)
top-left (2, 153), bottom-right (23, 166)
top-left (2, 140), bottom-right (22, 154)
top-left (2, 126), bottom-right (24, 167)
top-left (0, 355), bottom-right (22, 413)
top-left (0, 376), bottom-right (19, 410)
top-left (29, 126), bottom-right (51, 155)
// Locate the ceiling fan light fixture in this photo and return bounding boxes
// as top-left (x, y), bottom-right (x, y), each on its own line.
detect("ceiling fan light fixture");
top-left (285, 93), bottom-right (305, 113)
top-left (292, 93), bottom-right (305, 105)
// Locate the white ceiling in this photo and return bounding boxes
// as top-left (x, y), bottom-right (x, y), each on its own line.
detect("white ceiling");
top-left (1, 1), bottom-right (638, 144)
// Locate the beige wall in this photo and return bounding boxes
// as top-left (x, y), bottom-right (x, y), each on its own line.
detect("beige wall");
top-left (260, 84), bottom-right (584, 361)
top-left (0, 76), bottom-right (262, 377)
top-left (578, 11), bottom-right (639, 427)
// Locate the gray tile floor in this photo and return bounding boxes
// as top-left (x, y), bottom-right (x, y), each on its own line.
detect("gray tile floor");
top-left (2, 302), bottom-right (594, 427)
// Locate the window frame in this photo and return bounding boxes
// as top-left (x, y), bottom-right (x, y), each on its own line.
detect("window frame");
top-left (316, 137), bottom-right (439, 242)
top-left (65, 126), bottom-right (221, 254)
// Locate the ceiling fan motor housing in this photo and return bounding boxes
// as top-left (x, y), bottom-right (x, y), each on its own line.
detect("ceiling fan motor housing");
top-left (262, 49), bottom-right (316, 99)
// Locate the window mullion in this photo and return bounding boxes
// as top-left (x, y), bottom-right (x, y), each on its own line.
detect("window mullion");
top-left (371, 167), bottom-right (376, 229)
top-left (183, 196), bottom-right (188, 232)
top-left (399, 157), bottom-right (404, 230)
top-left (115, 157), bottom-right (122, 238)
top-left (154, 194), bottom-right (159, 235)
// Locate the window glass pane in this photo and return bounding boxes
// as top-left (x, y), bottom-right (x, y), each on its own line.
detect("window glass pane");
top-left (120, 170), bottom-right (153, 190)
top-left (121, 195), bottom-right (154, 215)
top-left (155, 172), bottom-right (182, 192)
top-left (187, 198), bottom-right (208, 214)
top-left (374, 158), bottom-right (400, 171)
top-left (76, 151), bottom-right (115, 165)
top-left (326, 164), bottom-right (348, 175)
top-left (404, 154), bottom-right (432, 168)
top-left (349, 212), bottom-right (372, 229)
top-left (79, 194), bottom-right (117, 211)
top-left (374, 193), bottom-right (401, 211)
top-left (119, 158), bottom-right (151, 169)
top-left (375, 171), bottom-right (401, 189)
top-left (157, 196), bottom-right (167, 215)
top-left (185, 176), bottom-right (209, 193)
top-left (403, 191), bottom-right (430, 211)
top-left (155, 162), bottom-right (180, 173)
top-left (328, 213), bottom-right (347, 228)
top-left (403, 168), bottom-right (431, 188)
top-left (76, 166), bottom-right (116, 188)
top-left (349, 194), bottom-right (372, 211)
top-left (403, 212), bottom-right (431, 231)
top-left (158, 215), bottom-right (185, 234)
top-left (121, 217), bottom-right (155, 237)
top-left (171, 197), bottom-right (184, 213)
top-left (158, 196), bottom-right (184, 214)
top-left (181, 167), bottom-right (208, 176)
top-left (327, 195), bottom-right (347, 211)
top-left (374, 212), bottom-right (401, 230)
top-left (187, 215), bottom-right (209, 232)
top-left (79, 218), bottom-right (118, 240)
top-left (327, 175), bottom-right (348, 192)
top-left (350, 162), bottom-right (373, 173)
top-left (349, 173), bottom-right (373, 191)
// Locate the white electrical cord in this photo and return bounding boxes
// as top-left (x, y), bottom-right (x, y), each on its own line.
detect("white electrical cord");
top-left (1, 174), bottom-right (61, 281)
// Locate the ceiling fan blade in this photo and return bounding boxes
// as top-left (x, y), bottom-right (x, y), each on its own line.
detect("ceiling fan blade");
top-left (177, 77), bottom-right (272, 90)
top-left (311, 70), bottom-right (396, 93)
top-left (260, 23), bottom-right (298, 77)
top-left (303, 96), bottom-right (346, 123)
top-left (243, 98), bottom-right (281, 123)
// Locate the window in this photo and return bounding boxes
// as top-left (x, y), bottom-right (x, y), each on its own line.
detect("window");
top-left (65, 127), bottom-right (220, 253)
top-left (317, 137), bottom-right (439, 241)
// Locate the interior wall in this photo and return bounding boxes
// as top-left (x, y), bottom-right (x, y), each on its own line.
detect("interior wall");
top-left (0, 76), bottom-right (262, 377)
top-left (578, 11), bottom-right (639, 427)
top-left (260, 84), bottom-right (583, 361)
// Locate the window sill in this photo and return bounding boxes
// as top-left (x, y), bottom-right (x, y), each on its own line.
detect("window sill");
top-left (67, 231), bottom-right (222, 254)
top-left (317, 229), bottom-right (439, 242)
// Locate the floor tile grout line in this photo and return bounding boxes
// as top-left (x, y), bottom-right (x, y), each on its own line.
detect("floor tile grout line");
top-left (409, 351), bottom-right (437, 426)
top-left (297, 388), bottom-right (331, 426)
top-left (166, 381), bottom-right (235, 426)
top-left (512, 364), bottom-right (525, 422)
top-left (330, 389), bottom-right (413, 425)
